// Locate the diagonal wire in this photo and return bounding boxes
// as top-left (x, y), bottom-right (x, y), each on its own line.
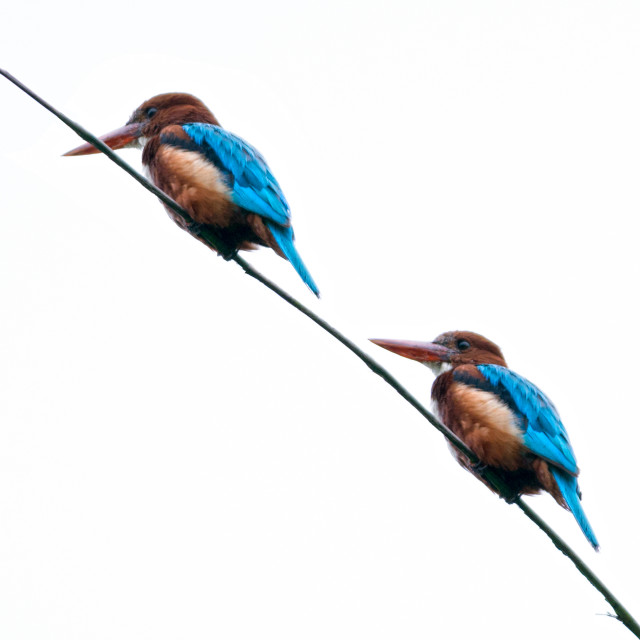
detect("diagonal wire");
top-left (2, 68), bottom-right (638, 638)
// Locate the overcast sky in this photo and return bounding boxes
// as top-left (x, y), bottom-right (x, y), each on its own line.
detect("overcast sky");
top-left (2, 1), bottom-right (639, 639)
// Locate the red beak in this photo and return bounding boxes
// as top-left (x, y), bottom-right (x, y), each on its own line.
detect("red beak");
top-left (63, 122), bottom-right (143, 156)
top-left (370, 339), bottom-right (454, 363)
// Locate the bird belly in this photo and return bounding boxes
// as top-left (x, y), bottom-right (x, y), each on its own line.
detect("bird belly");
top-left (447, 383), bottom-right (526, 470)
top-left (152, 146), bottom-right (238, 227)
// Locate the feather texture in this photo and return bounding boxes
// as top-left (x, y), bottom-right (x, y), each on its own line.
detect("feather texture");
top-left (477, 365), bottom-right (577, 474)
top-left (182, 123), bottom-right (291, 226)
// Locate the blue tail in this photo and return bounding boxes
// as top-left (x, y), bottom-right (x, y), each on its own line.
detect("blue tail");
top-left (551, 468), bottom-right (599, 550)
top-left (266, 222), bottom-right (320, 297)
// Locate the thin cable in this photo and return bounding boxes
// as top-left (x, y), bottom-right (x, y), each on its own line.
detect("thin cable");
top-left (2, 68), bottom-right (638, 638)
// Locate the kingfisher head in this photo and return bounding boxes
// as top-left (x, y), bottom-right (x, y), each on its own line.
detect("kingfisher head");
top-left (64, 92), bottom-right (219, 156)
top-left (370, 330), bottom-right (507, 375)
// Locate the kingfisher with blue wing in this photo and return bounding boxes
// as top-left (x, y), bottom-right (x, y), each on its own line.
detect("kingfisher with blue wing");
top-left (64, 93), bottom-right (319, 297)
top-left (371, 331), bottom-right (599, 549)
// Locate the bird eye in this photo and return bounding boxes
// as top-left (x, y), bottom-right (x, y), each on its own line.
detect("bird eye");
top-left (457, 339), bottom-right (470, 351)
top-left (146, 107), bottom-right (158, 118)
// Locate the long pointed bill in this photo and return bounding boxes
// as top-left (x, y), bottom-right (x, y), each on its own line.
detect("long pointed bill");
top-left (63, 122), bottom-right (143, 156)
top-left (370, 338), bottom-right (454, 363)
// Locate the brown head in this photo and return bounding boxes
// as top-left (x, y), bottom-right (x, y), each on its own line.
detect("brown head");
top-left (370, 330), bottom-right (507, 375)
top-left (64, 93), bottom-right (220, 156)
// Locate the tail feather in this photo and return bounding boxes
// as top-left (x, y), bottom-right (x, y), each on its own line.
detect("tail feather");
top-left (550, 468), bottom-right (599, 550)
top-left (266, 222), bottom-right (320, 297)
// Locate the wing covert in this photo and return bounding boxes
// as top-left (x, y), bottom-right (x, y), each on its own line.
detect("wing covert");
top-left (182, 123), bottom-right (291, 226)
top-left (476, 364), bottom-right (579, 475)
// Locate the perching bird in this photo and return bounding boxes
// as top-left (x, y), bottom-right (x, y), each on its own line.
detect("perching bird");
top-left (371, 330), bottom-right (599, 549)
top-left (64, 93), bottom-right (319, 296)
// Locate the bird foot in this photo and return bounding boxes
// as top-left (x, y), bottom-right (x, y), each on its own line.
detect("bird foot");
top-left (471, 460), bottom-right (488, 474)
top-left (187, 222), bottom-right (205, 235)
top-left (471, 461), bottom-right (520, 504)
top-left (219, 246), bottom-right (238, 261)
top-left (187, 222), bottom-right (237, 259)
top-left (501, 490), bottom-right (521, 505)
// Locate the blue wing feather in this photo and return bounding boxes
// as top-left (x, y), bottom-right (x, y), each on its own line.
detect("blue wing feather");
top-left (476, 364), bottom-right (598, 549)
top-left (477, 365), bottom-right (578, 474)
top-left (182, 123), bottom-right (290, 226)
top-left (182, 123), bottom-right (319, 296)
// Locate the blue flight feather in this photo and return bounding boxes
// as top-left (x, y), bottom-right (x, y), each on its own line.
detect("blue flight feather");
top-left (182, 123), bottom-right (318, 296)
top-left (550, 468), bottom-right (599, 549)
top-left (264, 222), bottom-right (319, 297)
top-left (476, 364), bottom-right (598, 549)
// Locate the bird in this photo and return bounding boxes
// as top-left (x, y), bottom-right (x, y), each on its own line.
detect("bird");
top-left (371, 330), bottom-right (599, 549)
top-left (64, 93), bottom-right (319, 297)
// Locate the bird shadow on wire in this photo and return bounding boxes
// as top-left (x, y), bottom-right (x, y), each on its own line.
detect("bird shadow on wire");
top-left (1, 68), bottom-right (638, 639)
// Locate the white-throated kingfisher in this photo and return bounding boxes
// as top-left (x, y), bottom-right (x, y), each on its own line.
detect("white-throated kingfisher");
top-left (64, 93), bottom-right (319, 296)
top-left (371, 330), bottom-right (599, 549)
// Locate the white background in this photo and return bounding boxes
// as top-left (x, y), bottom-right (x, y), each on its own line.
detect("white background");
top-left (1, 1), bottom-right (639, 638)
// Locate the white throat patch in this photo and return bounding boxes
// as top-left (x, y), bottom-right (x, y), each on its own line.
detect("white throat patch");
top-left (423, 361), bottom-right (452, 377)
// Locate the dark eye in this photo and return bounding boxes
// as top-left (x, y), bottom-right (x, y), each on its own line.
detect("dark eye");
top-left (457, 339), bottom-right (470, 351)
top-left (146, 107), bottom-right (158, 118)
